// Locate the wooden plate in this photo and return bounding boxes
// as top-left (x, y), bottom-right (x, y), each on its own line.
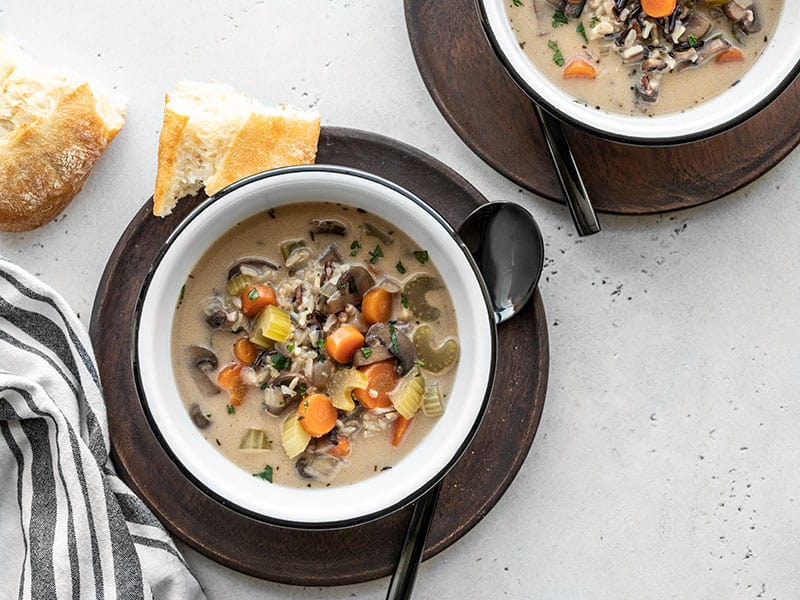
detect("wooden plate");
top-left (405, 0), bottom-right (800, 214)
top-left (89, 127), bottom-right (549, 586)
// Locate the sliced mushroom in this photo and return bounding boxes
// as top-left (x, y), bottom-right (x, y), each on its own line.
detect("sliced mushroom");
top-left (677, 11), bottom-right (712, 43)
top-left (689, 37), bottom-right (731, 67)
top-left (201, 295), bottom-right (242, 330)
top-left (272, 373), bottom-right (313, 400)
top-left (227, 256), bottom-right (279, 281)
top-left (318, 242), bottom-right (343, 266)
top-left (295, 451), bottom-right (345, 484)
top-left (642, 56), bottom-right (667, 71)
top-left (326, 266), bottom-right (375, 314)
top-left (635, 75), bottom-right (659, 103)
top-left (310, 218), bottom-right (347, 236)
top-left (352, 322), bottom-right (416, 375)
top-left (189, 403), bottom-right (211, 429)
top-left (187, 345), bottom-right (221, 396)
top-left (563, 0), bottom-right (586, 18)
top-left (364, 221), bottom-right (394, 246)
top-left (351, 327), bottom-right (393, 367)
top-left (723, 0), bottom-right (761, 33)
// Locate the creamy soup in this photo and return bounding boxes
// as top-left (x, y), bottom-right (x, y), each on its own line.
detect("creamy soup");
top-left (506, 0), bottom-right (782, 115)
top-left (171, 202), bottom-right (459, 488)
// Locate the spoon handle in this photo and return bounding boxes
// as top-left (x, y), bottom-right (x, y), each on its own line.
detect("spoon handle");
top-left (385, 482), bottom-right (442, 600)
top-left (533, 103), bottom-right (601, 236)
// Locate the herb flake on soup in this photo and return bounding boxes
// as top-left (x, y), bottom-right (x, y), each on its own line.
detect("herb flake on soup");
top-left (507, 0), bottom-right (781, 115)
top-left (171, 202), bottom-right (460, 488)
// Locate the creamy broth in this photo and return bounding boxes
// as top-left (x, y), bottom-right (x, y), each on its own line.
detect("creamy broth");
top-left (171, 202), bottom-right (459, 488)
top-left (506, 0), bottom-right (782, 115)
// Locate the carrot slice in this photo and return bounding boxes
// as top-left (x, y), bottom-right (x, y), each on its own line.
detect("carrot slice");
top-left (563, 58), bottom-right (597, 80)
top-left (640, 0), bottom-right (676, 17)
top-left (217, 363), bottom-right (246, 406)
top-left (353, 360), bottom-right (400, 409)
top-left (715, 48), bottom-right (744, 63)
top-left (361, 287), bottom-right (393, 325)
top-left (233, 337), bottom-right (260, 364)
top-left (297, 393), bottom-right (338, 437)
top-left (329, 436), bottom-right (351, 458)
top-left (324, 325), bottom-right (365, 364)
top-left (241, 284), bottom-right (277, 318)
top-left (392, 416), bottom-right (412, 448)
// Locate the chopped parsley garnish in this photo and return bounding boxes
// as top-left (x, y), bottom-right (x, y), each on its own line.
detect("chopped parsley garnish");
top-left (414, 358), bottom-right (426, 368)
top-left (350, 240), bottom-right (361, 256)
top-left (316, 338), bottom-right (327, 362)
top-left (247, 287), bottom-right (259, 301)
top-left (270, 353), bottom-right (289, 371)
top-left (552, 11), bottom-right (568, 28)
top-left (369, 244), bottom-right (384, 264)
top-left (226, 404), bottom-right (236, 415)
top-left (361, 347), bottom-right (372, 359)
top-left (176, 284), bottom-right (185, 308)
top-left (577, 22), bottom-right (587, 43)
top-left (396, 261), bottom-right (407, 274)
top-left (298, 383), bottom-right (308, 398)
top-left (253, 465), bottom-right (273, 482)
top-left (511, 0), bottom-right (523, 5)
top-left (687, 34), bottom-right (699, 47)
top-left (412, 250), bottom-right (429, 264)
top-left (547, 40), bottom-right (565, 67)
top-left (590, 16), bottom-right (600, 28)
top-left (286, 342), bottom-right (295, 353)
top-left (401, 293), bottom-right (409, 309)
top-left (388, 321), bottom-right (400, 355)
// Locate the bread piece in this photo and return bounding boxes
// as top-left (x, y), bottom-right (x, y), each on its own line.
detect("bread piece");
top-left (153, 81), bottom-right (320, 217)
top-left (0, 36), bottom-right (126, 231)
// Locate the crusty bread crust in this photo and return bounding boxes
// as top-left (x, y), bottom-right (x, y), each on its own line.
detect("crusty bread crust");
top-left (0, 84), bottom-right (122, 231)
top-left (152, 81), bottom-right (321, 217)
top-left (152, 100), bottom-right (190, 218)
top-left (204, 112), bottom-right (321, 196)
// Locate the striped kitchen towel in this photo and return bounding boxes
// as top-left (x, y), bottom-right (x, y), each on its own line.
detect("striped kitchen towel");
top-left (0, 258), bottom-right (205, 600)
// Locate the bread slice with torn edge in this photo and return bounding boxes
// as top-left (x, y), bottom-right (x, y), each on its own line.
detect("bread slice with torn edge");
top-left (0, 36), bottom-right (126, 231)
top-left (153, 80), bottom-right (320, 217)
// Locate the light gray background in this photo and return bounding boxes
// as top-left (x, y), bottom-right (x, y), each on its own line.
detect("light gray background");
top-left (1, 1), bottom-right (798, 598)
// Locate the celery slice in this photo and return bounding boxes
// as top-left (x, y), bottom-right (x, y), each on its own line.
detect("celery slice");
top-left (412, 325), bottom-right (459, 373)
top-left (257, 305), bottom-right (292, 343)
top-left (327, 368), bottom-right (368, 412)
top-left (403, 275), bottom-right (442, 321)
top-left (422, 383), bottom-right (444, 417)
top-left (281, 414), bottom-right (311, 459)
top-left (389, 369), bottom-right (425, 420)
top-left (239, 428), bottom-right (271, 451)
top-left (227, 273), bottom-right (252, 296)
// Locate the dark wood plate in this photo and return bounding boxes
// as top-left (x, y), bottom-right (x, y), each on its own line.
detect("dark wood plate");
top-left (90, 127), bottom-right (549, 586)
top-left (405, 0), bottom-right (800, 214)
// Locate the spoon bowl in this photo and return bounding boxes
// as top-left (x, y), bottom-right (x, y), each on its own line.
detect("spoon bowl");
top-left (386, 201), bottom-right (545, 599)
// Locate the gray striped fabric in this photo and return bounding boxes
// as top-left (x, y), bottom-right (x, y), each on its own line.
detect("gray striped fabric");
top-left (0, 258), bottom-right (205, 600)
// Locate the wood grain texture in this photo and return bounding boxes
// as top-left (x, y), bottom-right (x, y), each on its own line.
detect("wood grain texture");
top-left (89, 127), bottom-right (549, 586)
top-left (405, 0), bottom-right (800, 214)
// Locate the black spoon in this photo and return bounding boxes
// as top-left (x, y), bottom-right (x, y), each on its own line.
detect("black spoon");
top-left (534, 104), bottom-right (601, 236)
top-left (386, 201), bottom-right (545, 600)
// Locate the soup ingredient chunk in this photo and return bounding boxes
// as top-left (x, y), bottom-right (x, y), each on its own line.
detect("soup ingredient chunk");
top-left (173, 203), bottom-right (462, 487)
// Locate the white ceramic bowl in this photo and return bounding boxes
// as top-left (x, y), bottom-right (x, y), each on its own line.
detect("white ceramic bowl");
top-left (134, 166), bottom-right (496, 528)
top-left (477, 0), bottom-right (800, 144)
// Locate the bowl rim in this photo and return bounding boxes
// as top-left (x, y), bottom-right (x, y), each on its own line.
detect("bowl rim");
top-left (475, 0), bottom-right (800, 146)
top-left (131, 165), bottom-right (498, 529)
